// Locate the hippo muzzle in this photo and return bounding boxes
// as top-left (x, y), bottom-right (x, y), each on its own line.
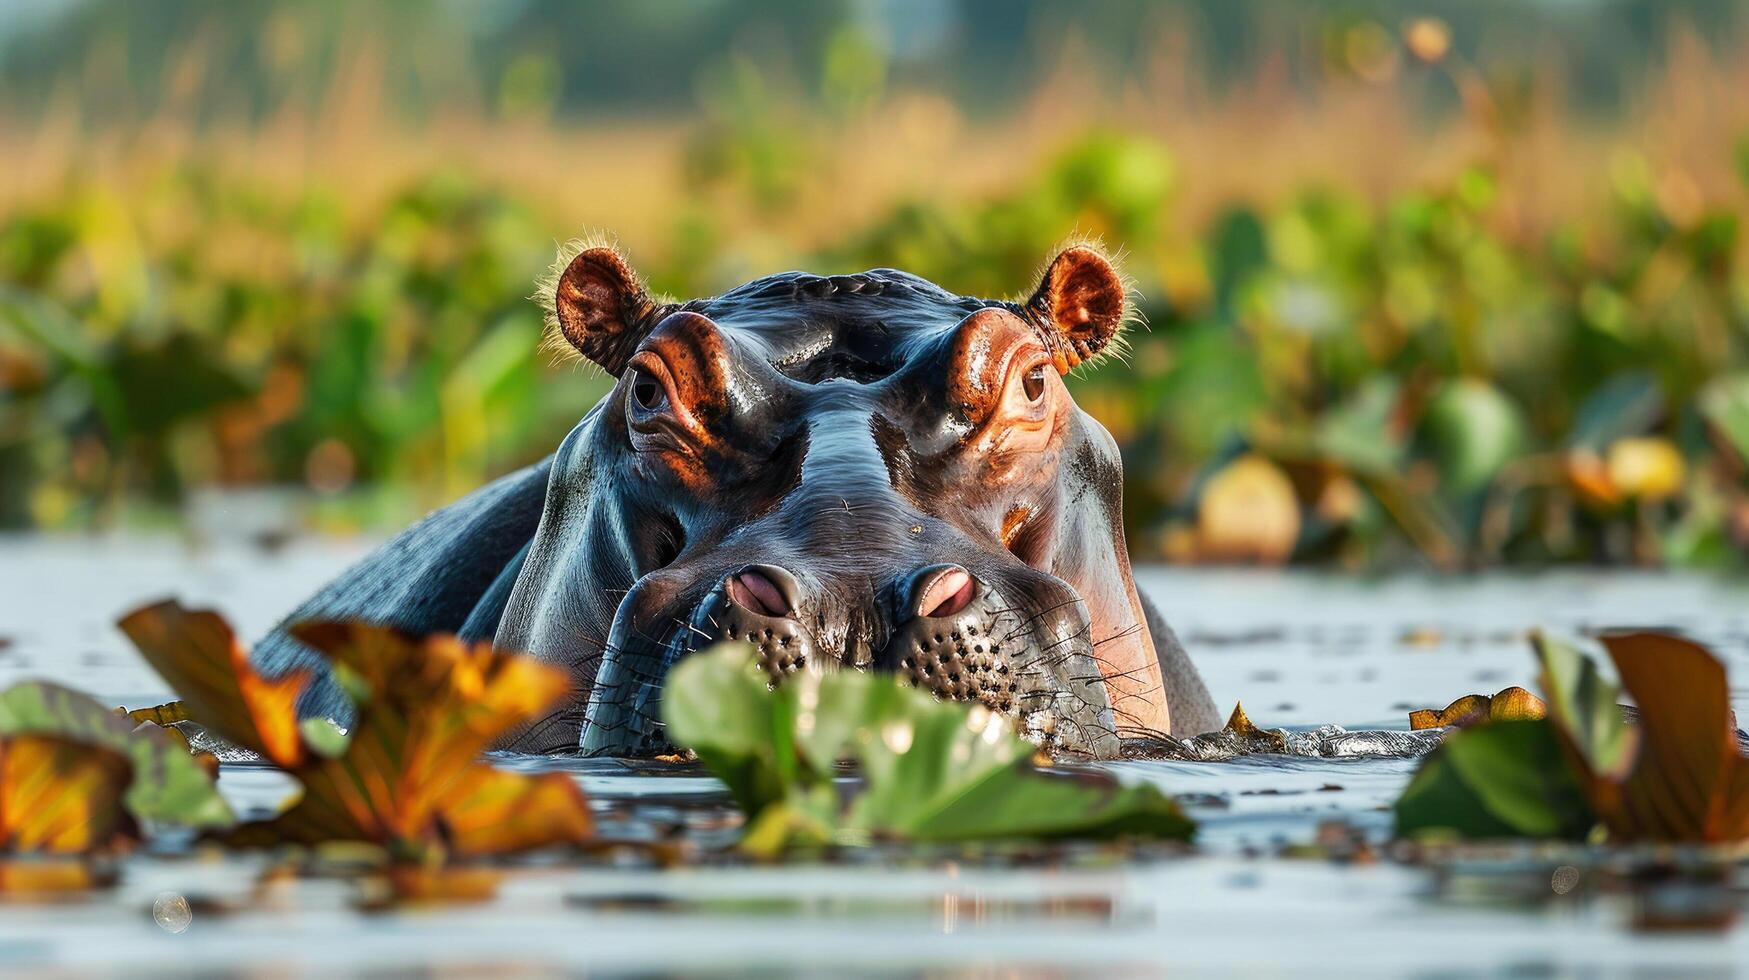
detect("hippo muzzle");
top-left (578, 559), bottom-right (1121, 758)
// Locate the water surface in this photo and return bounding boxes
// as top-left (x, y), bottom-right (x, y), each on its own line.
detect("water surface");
top-left (4, 535), bottom-right (1748, 973)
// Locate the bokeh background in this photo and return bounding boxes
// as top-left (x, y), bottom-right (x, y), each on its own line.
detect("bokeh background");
top-left (3, 0), bottom-right (1748, 569)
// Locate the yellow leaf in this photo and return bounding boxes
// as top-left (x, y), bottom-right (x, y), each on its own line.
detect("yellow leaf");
top-left (118, 602), bottom-right (309, 768)
top-left (1408, 693), bottom-right (1492, 730)
top-left (238, 621), bottom-right (593, 854)
top-left (439, 770), bottom-right (595, 857)
top-left (1488, 686), bottom-right (1547, 722)
top-left (0, 735), bottom-right (134, 855)
top-left (118, 700), bottom-right (189, 727)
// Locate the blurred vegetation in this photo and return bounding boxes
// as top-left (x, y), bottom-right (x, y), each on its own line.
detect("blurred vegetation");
top-left (4, 1), bottom-right (1749, 569)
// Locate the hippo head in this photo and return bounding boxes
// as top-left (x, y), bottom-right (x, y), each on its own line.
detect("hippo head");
top-left (494, 243), bottom-right (1169, 758)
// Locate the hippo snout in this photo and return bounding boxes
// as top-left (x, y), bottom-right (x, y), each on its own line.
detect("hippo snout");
top-left (694, 565), bottom-right (811, 681)
top-left (886, 564), bottom-right (1017, 712)
top-left (600, 560), bottom-right (1123, 760)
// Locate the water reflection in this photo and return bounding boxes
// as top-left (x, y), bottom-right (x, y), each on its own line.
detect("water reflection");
top-left (565, 890), bottom-right (1132, 928)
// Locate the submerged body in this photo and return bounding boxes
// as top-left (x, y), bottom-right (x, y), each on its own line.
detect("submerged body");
top-left (255, 243), bottom-right (1218, 756)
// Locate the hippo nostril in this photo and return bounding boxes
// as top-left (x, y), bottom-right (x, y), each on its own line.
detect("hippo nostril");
top-left (724, 564), bottom-right (796, 618)
top-left (910, 564), bottom-right (976, 619)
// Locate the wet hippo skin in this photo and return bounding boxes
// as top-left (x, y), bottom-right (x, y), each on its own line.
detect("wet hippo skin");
top-left (254, 241), bottom-right (1221, 757)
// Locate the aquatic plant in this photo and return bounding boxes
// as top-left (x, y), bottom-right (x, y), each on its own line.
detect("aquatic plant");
top-left (3, 115), bottom-right (1748, 570)
top-left (118, 602), bottom-right (596, 860)
top-left (1395, 631), bottom-right (1749, 843)
top-left (662, 643), bottom-right (1196, 854)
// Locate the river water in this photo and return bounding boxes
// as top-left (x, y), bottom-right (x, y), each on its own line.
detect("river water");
top-left (3, 534), bottom-right (1749, 974)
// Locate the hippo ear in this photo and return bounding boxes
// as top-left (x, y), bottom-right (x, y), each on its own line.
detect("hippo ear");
top-left (1023, 245), bottom-right (1128, 373)
top-left (548, 245), bottom-right (659, 374)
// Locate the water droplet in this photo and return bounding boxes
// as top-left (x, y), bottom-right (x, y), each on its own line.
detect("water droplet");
top-left (1551, 865), bottom-right (1580, 895)
top-left (152, 892), bottom-right (192, 934)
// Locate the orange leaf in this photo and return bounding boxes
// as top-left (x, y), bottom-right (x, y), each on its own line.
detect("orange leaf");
top-left (1595, 632), bottom-right (1749, 843)
top-left (1488, 686), bottom-right (1547, 722)
top-left (118, 700), bottom-right (189, 727)
top-left (438, 769), bottom-right (595, 857)
top-left (241, 622), bottom-right (591, 854)
top-left (0, 735), bottom-right (135, 855)
top-left (357, 865), bottom-right (503, 909)
top-left (1408, 693), bottom-right (1493, 730)
top-left (118, 601), bottom-right (308, 768)
top-left (0, 859), bottom-right (109, 893)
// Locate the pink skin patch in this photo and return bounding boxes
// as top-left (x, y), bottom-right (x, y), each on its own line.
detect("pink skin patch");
top-left (727, 569), bottom-right (790, 617)
top-left (915, 567), bottom-right (975, 618)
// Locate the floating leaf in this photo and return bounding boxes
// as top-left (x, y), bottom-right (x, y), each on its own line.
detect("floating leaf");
top-left (1407, 687), bottom-right (1546, 730)
top-left (119, 701), bottom-right (188, 727)
top-left (1221, 701), bottom-right (1289, 753)
top-left (1394, 720), bottom-right (1594, 840)
top-left (235, 621), bottom-right (593, 856)
top-left (1400, 632), bottom-right (1749, 844)
top-left (0, 735), bottom-right (135, 854)
top-left (0, 682), bottom-right (232, 828)
top-left (663, 644), bottom-right (1194, 849)
top-left (119, 601), bottom-right (310, 768)
top-left (1489, 686), bottom-right (1548, 722)
top-left (1408, 693), bottom-right (1492, 730)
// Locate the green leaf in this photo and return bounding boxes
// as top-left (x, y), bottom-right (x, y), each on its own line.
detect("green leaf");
top-left (1699, 373), bottom-right (1749, 466)
top-left (105, 333), bottom-right (253, 437)
top-left (298, 716), bottom-right (352, 758)
top-left (0, 682), bottom-right (233, 829)
top-left (662, 645), bottom-right (1195, 849)
top-left (1532, 632), bottom-right (1634, 780)
top-left (1417, 378), bottom-right (1526, 493)
top-left (1316, 378), bottom-right (1403, 475)
top-left (658, 645), bottom-right (798, 815)
top-left (1567, 373), bottom-right (1662, 451)
top-left (1394, 720), bottom-right (1594, 840)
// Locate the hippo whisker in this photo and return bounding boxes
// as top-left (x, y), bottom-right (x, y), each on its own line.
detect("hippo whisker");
top-left (1093, 622), bottom-right (1147, 647)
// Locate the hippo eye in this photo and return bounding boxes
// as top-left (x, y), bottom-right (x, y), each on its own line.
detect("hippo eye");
top-left (629, 368), bottom-right (667, 413)
top-left (1022, 364), bottom-right (1048, 402)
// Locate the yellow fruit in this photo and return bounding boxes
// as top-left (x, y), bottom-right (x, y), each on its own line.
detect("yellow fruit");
top-left (1196, 454), bottom-right (1300, 564)
top-left (1605, 437), bottom-right (1685, 501)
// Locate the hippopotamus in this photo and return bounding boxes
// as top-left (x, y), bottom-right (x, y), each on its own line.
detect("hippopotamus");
top-left (255, 241), bottom-right (1218, 757)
